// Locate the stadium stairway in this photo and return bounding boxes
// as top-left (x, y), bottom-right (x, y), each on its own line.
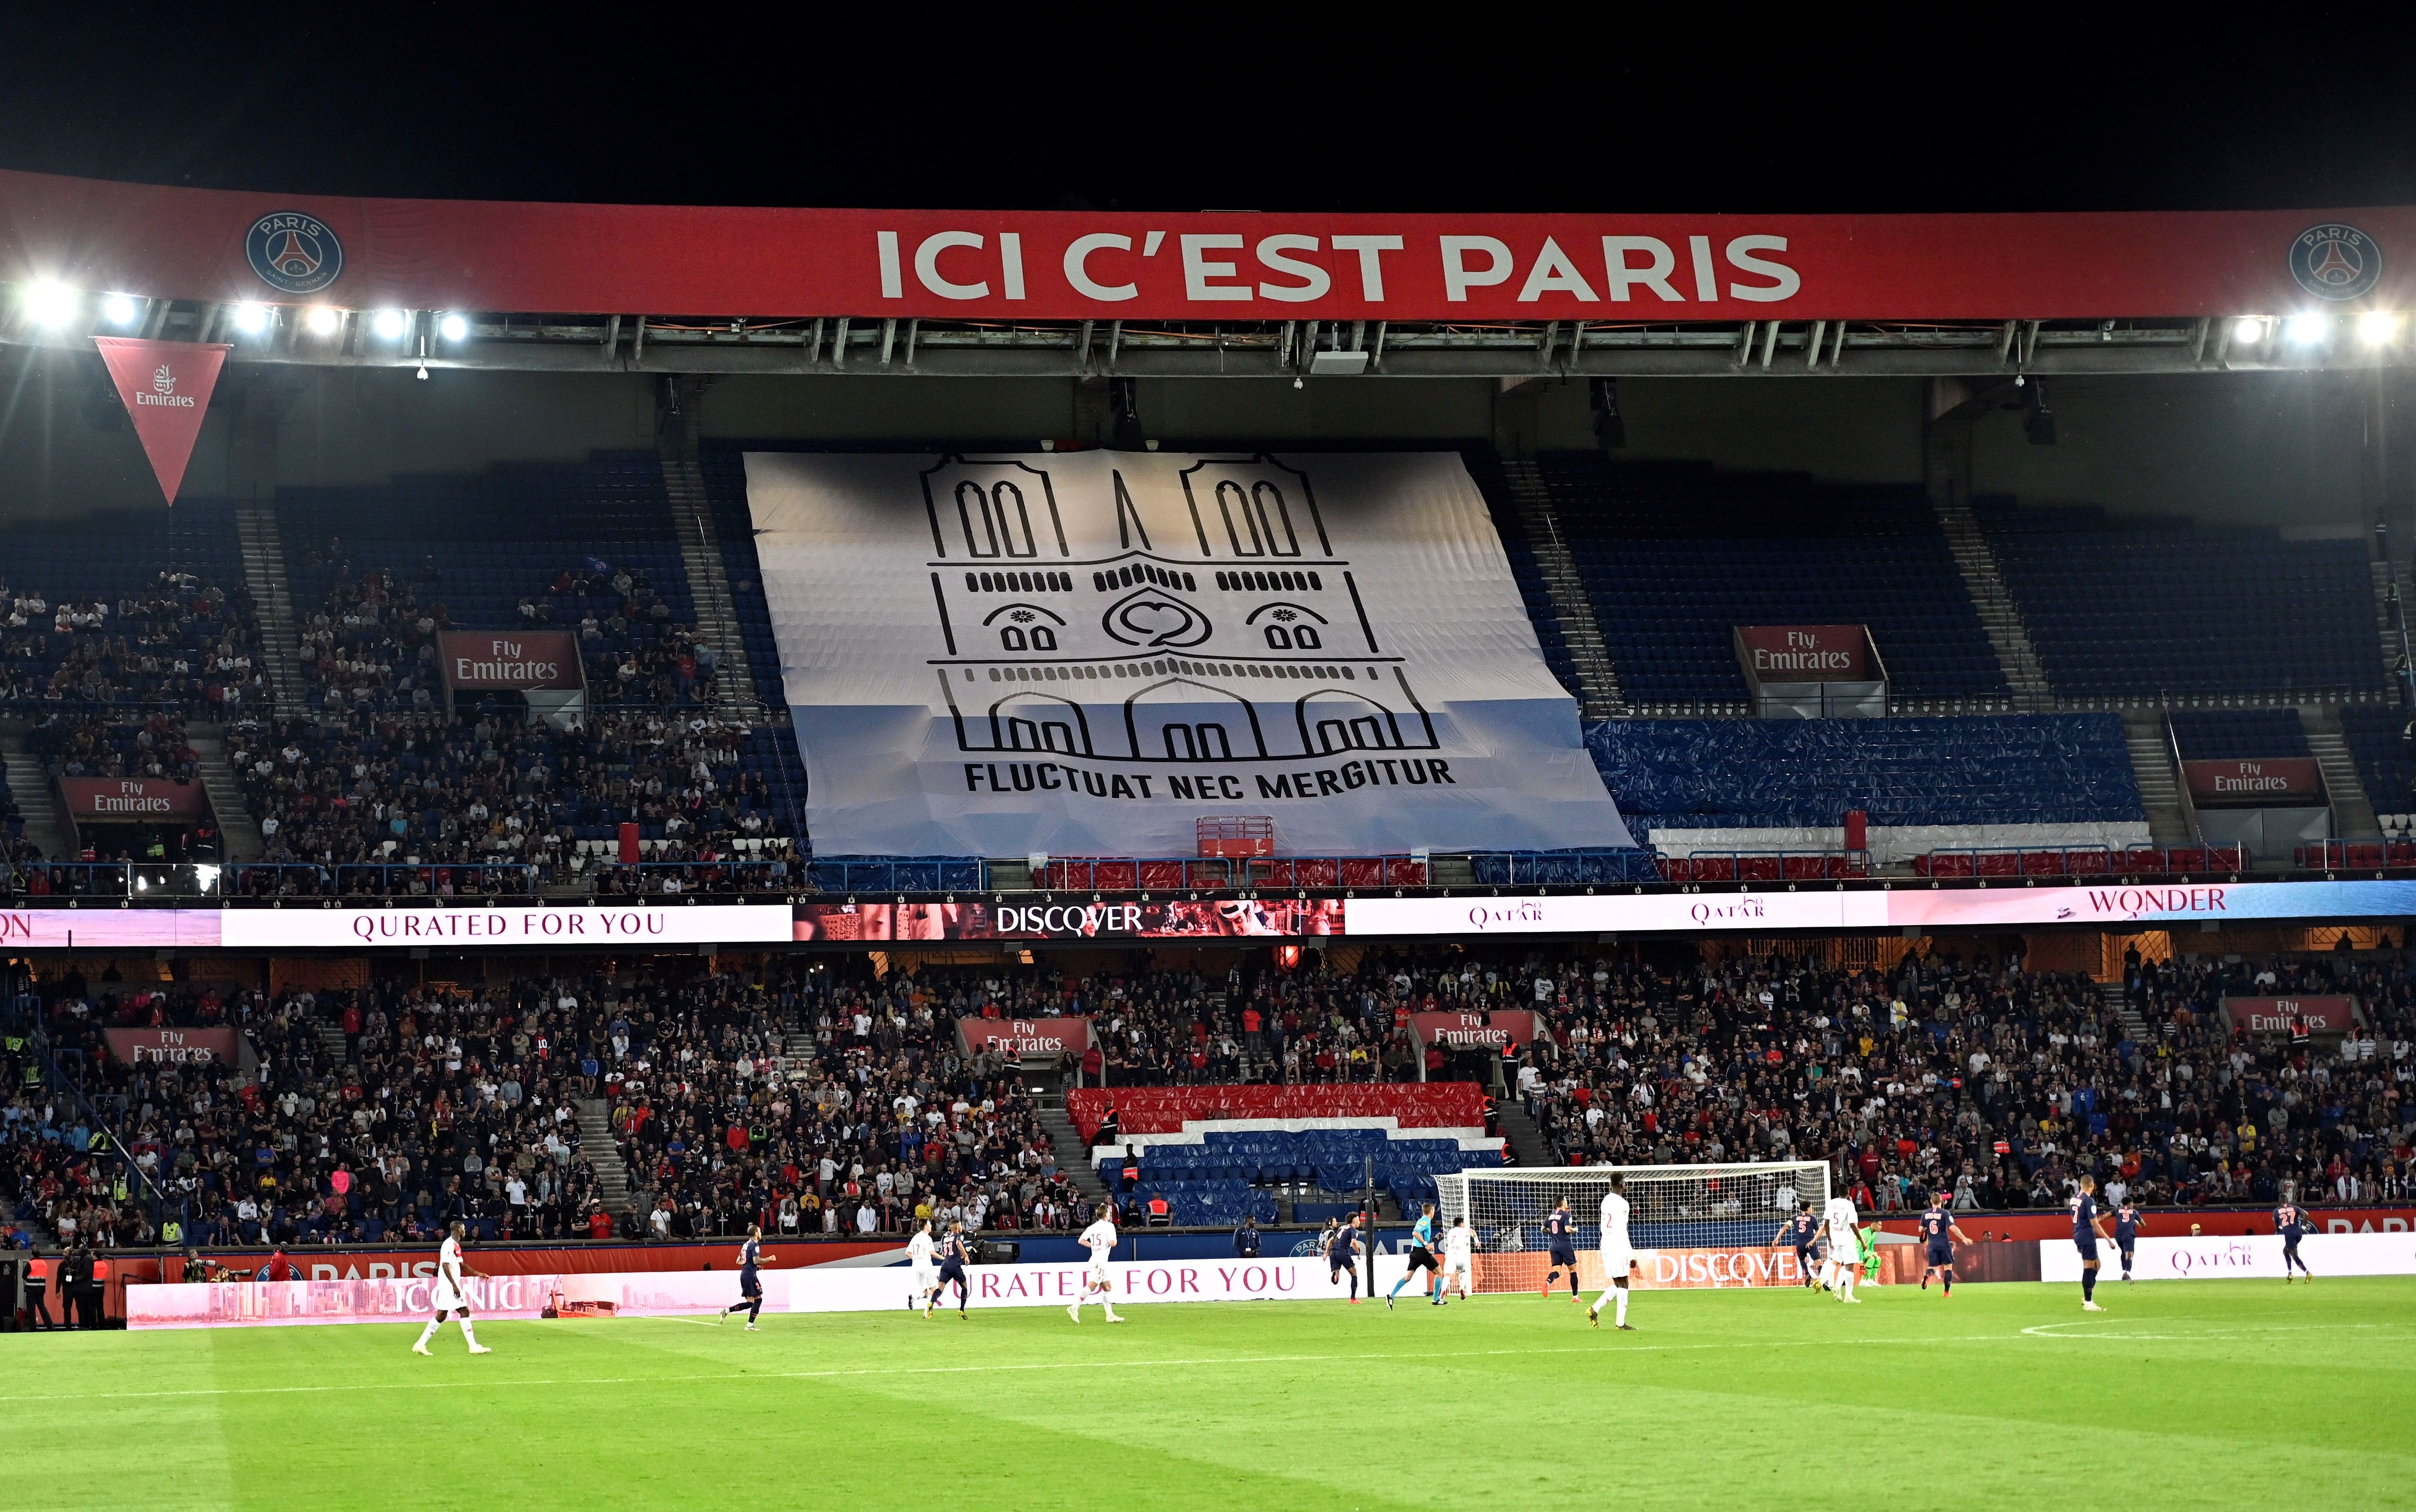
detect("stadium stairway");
top-left (659, 448), bottom-right (761, 714)
top-left (0, 723), bottom-right (70, 859)
top-left (2370, 559), bottom-right (2404, 675)
top-left (1934, 492), bottom-right (2052, 711)
top-left (311, 1014), bottom-right (348, 1070)
top-left (1496, 1100), bottom-right (1551, 1168)
top-left (188, 729), bottom-right (265, 862)
top-left (2303, 705), bottom-right (2382, 838)
top-left (234, 500), bottom-right (308, 717)
top-left (576, 1099), bottom-right (634, 1213)
top-left (1495, 459), bottom-right (1626, 718)
top-left (2096, 979), bottom-right (2151, 1045)
top-left (2119, 712), bottom-right (2194, 845)
top-left (1037, 1107), bottom-right (1112, 1206)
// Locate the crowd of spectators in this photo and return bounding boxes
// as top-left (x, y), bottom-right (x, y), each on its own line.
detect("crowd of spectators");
top-left (610, 962), bottom-right (1096, 1238)
top-left (296, 555), bottom-right (720, 715)
top-left (1, 968), bottom-right (612, 1250)
top-left (224, 706), bottom-right (800, 897)
top-left (0, 571), bottom-right (266, 709)
top-left (1504, 942), bottom-right (2416, 1212)
top-left (9, 939), bottom-right (2413, 1274)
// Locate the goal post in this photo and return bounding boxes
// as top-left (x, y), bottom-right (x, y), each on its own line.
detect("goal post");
top-left (1436, 1162), bottom-right (1832, 1293)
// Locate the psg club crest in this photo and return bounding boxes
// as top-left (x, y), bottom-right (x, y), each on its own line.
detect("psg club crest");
top-left (2289, 223), bottom-right (2381, 302)
top-left (244, 210), bottom-right (343, 294)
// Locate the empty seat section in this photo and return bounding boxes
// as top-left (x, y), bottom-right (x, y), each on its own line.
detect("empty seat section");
top-left (1586, 715), bottom-right (2145, 831)
top-left (1525, 453), bottom-right (2008, 706)
top-left (1978, 495), bottom-right (2384, 700)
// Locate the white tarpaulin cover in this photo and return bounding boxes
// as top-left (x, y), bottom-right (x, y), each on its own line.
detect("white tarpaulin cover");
top-left (747, 450), bottom-right (1631, 857)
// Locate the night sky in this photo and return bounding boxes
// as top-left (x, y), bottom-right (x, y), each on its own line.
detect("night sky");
top-left (1, 13), bottom-right (2411, 213)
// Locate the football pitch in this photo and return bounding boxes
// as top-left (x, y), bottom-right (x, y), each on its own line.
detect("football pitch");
top-left (13, 1278), bottom-right (2415, 1511)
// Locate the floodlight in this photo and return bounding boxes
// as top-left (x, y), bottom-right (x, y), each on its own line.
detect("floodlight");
top-left (2286, 312), bottom-right (2329, 345)
top-left (2358, 311), bottom-right (2402, 346)
top-left (100, 294), bottom-right (139, 326)
top-left (2231, 316), bottom-right (2265, 344)
top-left (305, 305), bottom-right (341, 336)
top-left (371, 308), bottom-right (410, 340)
top-left (24, 282), bottom-right (77, 326)
top-left (437, 312), bottom-right (469, 342)
top-left (231, 302), bottom-right (270, 334)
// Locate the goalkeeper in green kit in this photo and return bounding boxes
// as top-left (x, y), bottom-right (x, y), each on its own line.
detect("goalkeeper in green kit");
top-left (1855, 1224), bottom-right (1882, 1284)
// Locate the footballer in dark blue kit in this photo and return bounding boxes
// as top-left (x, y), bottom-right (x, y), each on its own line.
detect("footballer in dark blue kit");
top-left (2072, 1175), bottom-right (2110, 1310)
top-left (2274, 1190), bottom-right (2314, 1282)
top-left (1773, 1206), bottom-right (1821, 1289)
top-left (718, 1224), bottom-right (775, 1330)
top-left (1917, 1196), bottom-right (1972, 1296)
top-left (2112, 1198), bottom-right (2144, 1281)
top-left (1329, 1214), bottom-right (1363, 1303)
top-left (1541, 1196), bottom-right (1581, 1300)
top-left (927, 1221), bottom-right (972, 1318)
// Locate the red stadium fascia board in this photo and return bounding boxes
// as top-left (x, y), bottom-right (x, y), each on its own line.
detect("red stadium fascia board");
top-left (2, 168), bottom-right (2412, 321)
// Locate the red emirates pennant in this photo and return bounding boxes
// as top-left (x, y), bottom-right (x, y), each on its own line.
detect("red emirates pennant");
top-left (92, 337), bottom-right (230, 504)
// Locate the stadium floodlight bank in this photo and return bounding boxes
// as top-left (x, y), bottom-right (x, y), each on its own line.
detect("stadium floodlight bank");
top-left (1437, 1162), bottom-right (1830, 1292)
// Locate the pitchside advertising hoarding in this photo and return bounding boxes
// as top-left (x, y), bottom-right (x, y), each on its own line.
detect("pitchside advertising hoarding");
top-left (2038, 1231), bottom-right (2416, 1283)
top-left (127, 1254), bottom-right (1388, 1328)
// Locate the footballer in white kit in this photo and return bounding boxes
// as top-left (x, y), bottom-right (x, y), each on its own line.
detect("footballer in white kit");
top-left (1439, 1217), bottom-right (1476, 1300)
top-left (1070, 1207), bottom-right (1124, 1322)
top-left (1820, 1193), bottom-right (1864, 1301)
top-left (1589, 1175), bottom-right (1637, 1331)
top-left (906, 1221), bottom-right (940, 1310)
top-left (411, 1221), bottom-right (491, 1355)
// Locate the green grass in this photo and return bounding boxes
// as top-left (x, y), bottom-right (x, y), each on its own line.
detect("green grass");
top-left (10, 1278), bottom-right (2415, 1511)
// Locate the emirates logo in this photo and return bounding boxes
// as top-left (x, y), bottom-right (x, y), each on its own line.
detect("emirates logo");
top-left (151, 365), bottom-right (176, 396)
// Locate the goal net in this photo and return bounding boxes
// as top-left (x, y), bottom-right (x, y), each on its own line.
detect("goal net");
top-left (1435, 1162), bottom-right (1831, 1293)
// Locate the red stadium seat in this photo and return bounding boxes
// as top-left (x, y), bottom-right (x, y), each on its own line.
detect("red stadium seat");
top-left (2167, 847), bottom-right (2207, 872)
top-left (1781, 855), bottom-right (1825, 880)
top-left (2122, 848), bottom-right (2167, 873)
top-left (1739, 855), bottom-right (1781, 882)
top-left (1339, 858), bottom-right (1383, 887)
top-left (2021, 851), bottom-right (2066, 876)
top-left (1976, 852), bottom-right (2019, 877)
top-left (1138, 860), bottom-right (1186, 890)
top-left (2068, 850), bottom-right (2114, 876)
top-left (1066, 1083), bottom-right (1491, 1141)
top-left (1693, 857), bottom-right (1737, 881)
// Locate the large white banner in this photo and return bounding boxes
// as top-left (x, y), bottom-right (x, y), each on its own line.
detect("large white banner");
top-left (748, 451), bottom-right (1631, 857)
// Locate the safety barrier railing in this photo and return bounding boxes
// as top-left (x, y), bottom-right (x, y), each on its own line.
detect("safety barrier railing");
top-left (1914, 844), bottom-right (2246, 878)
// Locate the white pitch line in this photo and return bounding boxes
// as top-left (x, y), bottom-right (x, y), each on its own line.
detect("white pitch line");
top-left (10, 1314), bottom-right (2404, 1407)
top-left (0, 1334), bottom-right (2131, 1405)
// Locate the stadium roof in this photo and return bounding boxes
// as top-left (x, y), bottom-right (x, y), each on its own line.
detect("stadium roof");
top-left (4, 169), bottom-right (2415, 378)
